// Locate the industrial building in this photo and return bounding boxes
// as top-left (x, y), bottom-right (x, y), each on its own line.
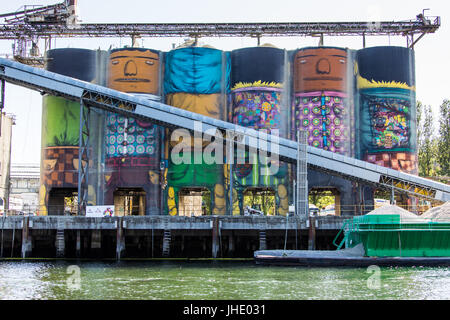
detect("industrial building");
top-left (0, 2), bottom-right (448, 259)
top-left (37, 44), bottom-right (417, 217)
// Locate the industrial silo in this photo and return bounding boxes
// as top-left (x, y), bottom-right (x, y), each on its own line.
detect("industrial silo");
top-left (356, 46), bottom-right (417, 208)
top-left (291, 47), bottom-right (356, 216)
top-left (230, 45), bottom-right (289, 216)
top-left (39, 48), bottom-right (99, 216)
top-left (39, 48), bottom-right (101, 215)
top-left (164, 44), bottom-right (229, 216)
top-left (356, 46), bottom-right (417, 172)
top-left (104, 47), bottom-right (163, 216)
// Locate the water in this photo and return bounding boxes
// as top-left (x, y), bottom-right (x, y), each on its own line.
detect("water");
top-left (0, 260), bottom-right (448, 300)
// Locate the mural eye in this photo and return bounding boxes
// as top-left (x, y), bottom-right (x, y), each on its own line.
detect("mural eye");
top-left (339, 59), bottom-right (346, 64)
top-left (300, 59), bottom-right (307, 64)
top-left (145, 60), bottom-right (154, 65)
top-left (112, 60), bottom-right (119, 65)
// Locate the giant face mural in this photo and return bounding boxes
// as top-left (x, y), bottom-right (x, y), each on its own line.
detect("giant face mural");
top-left (105, 48), bottom-right (162, 215)
top-left (292, 47), bottom-right (351, 155)
top-left (294, 47), bottom-right (348, 93)
top-left (108, 48), bottom-right (160, 94)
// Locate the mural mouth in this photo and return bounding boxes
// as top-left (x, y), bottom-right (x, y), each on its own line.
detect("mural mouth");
top-left (114, 78), bottom-right (150, 82)
top-left (303, 77), bottom-right (343, 81)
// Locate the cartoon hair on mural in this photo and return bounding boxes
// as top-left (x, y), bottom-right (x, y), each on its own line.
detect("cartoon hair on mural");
top-left (230, 46), bottom-right (289, 216)
top-left (357, 46), bottom-right (417, 175)
top-left (164, 46), bottom-right (230, 216)
top-left (103, 47), bottom-right (163, 216)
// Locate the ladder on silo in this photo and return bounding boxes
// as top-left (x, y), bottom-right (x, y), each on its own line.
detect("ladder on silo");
top-left (56, 218), bottom-right (65, 258)
top-left (162, 219), bottom-right (171, 257)
top-left (296, 130), bottom-right (308, 219)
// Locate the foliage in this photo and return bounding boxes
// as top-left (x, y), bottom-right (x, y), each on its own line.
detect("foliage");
top-left (243, 190), bottom-right (275, 215)
top-left (309, 191), bottom-right (335, 210)
top-left (437, 99), bottom-right (450, 176)
top-left (417, 101), bottom-right (437, 177)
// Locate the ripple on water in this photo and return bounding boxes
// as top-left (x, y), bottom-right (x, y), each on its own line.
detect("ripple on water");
top-left (0, 262), bottom-right (449, 300)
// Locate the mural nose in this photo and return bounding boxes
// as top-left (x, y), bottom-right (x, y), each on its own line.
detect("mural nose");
top-left (316, 58), bottom-right (331, 74)
top-left (124, 60), bottom-right (137, 76)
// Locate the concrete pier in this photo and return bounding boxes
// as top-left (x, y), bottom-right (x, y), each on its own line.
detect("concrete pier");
top-left (0, 215), bottom-right (346, 259)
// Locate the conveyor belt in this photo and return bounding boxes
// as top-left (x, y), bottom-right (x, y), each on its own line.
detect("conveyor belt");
top-left (0, 58), bottom-right (449, 202)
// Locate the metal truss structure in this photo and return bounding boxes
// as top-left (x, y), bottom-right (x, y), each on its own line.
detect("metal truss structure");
top-left (0, 18), bottom-right (441, 39)
top-left (1, 57), bottom-right (448, 210)
top-left (0, 1), bottom-right (442, 66)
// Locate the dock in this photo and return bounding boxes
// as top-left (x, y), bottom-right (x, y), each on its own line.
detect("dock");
top-left (0, 215), bottom-right (345, 259)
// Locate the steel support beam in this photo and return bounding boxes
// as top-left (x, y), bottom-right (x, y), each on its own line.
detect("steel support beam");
top-left (77, 99), bottom-right (90, 216)
top-left (0, 78), bottom-right (4, 135)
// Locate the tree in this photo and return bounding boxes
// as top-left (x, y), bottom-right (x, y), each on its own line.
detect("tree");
top-left (437, 99), bottom-right (450, 177)
top-left (417, 101), bottom-right (436, 177)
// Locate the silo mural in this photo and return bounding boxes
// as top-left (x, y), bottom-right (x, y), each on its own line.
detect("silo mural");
top-left (356, 46), bottom-right (417, 175)
top-left (105, 47), bottom-right (162, 216)
top-left (164, 45), bottom-right (229, 216)
top-left (230, 46), bottom-right (289, 216)
top-left (291, 47), bottom-right (355, 216)
top-left (292, 47), bottom-right (351, 154)
top-left (39, 48), bottom-right (98, 215)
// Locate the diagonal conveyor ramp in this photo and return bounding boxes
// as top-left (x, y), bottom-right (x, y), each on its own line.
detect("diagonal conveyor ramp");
top-left (0, 58), bottom-right (449, 202)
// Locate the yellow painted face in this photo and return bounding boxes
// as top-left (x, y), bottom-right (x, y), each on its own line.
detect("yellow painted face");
top-left (108, 48), bottom-right (160, 94)
top-left (261, 101), bottom-right (272, 112)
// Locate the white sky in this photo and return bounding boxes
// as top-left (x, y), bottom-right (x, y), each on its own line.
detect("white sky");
top-left (1, 0), bottom-right (449, 164)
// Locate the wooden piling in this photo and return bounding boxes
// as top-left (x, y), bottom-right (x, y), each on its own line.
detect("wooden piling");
top-left (116, 217), bottom-right (125, 260)
top-left (76, 230), bottom-right (81, 258)
top-left (211, 216), bottom-right (219, 258)
top-left (308, 215), bottom-right (316, 250)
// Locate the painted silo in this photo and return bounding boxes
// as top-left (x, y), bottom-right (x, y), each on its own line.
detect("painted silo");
top-left (104, 47), bottom-right (162, 216)
top-left (164, 45), bottom-right (229, 216)
top-left (356, 46), bottom-right (417, 175)
top-left (230, 46), bottom-right (289, 216)
top-left (39, 48), bottom-right (98, 215)
top-left (291, 47), bottom-right (356, 216)
top-left (86, 50), bottom-right (109, 208)
top-left (292, 47), bottom-right (352, 154)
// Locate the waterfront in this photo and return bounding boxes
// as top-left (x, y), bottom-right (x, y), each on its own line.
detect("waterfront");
top-left (0, 260), bottom-right (448, 300)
